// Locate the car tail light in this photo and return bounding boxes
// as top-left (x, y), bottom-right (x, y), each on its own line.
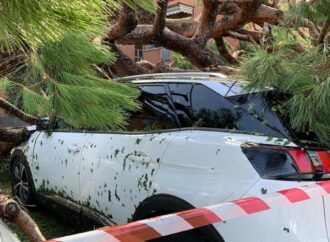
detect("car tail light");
top-left (307, 150), bottom-right (330, 178)
top-left (242, 144), bottom-right (330, 181)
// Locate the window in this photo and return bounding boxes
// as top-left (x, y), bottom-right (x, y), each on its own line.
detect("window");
top-left (189, 84), bottom-right (289, 137)
top-left (228, 93), bottom-right (289, 137)
top-left (162, 48), bottom-right (171, 61)
top-left (135, 44), bottom-right (143, 62)
top-left (191, 84), bottom-right (239, 129)
top-left (126, 85), bottom-right (178, 131)
top-left (169, 83), bottom-right (193, 127)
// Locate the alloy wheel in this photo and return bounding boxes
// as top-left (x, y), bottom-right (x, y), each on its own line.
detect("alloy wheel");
top-left (12, 162), bottom-right (30, 204)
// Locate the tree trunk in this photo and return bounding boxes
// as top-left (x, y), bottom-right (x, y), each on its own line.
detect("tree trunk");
top-left (0, 99), bottom-right (37, 149)
top-left (0, 128), bottom-right (30, 144)
top-left (0, 195), bottom-right (45, 242)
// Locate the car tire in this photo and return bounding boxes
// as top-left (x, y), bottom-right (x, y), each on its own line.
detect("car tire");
top-left (133, 195), bottom-right (224, 242)
top-left (10, 155), bottom-right (35, 206)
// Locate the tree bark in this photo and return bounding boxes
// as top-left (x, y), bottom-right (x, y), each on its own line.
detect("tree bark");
top-left (107, 1), bottom-right (138, 40)
top-left (193, 0), bottom-right (221, 48)
top-left (215, 37), bottom-right (240, 65)
top-left (0, 128), bottom-right (31, 144)
top-left (0, 99), bottom-right (35, 150)
top-left (115, 3), bottom-right (278, 45)
top-left (0, 98), bottom-right (39, 124)
top-left (0, 195), bottom-right (45, 242)
top-left (108, 0), bottom-right (287, 77)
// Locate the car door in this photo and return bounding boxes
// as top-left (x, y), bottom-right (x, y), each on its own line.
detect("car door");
top-left (154, 83), bottom-right (261, 206)
top-left (33, 130), bottom-right (91, 202)
top-left (79, 84), bottom-right (179, 225)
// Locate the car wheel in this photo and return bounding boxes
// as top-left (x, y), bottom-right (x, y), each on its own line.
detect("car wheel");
top-left (10, 156), bottom-right (34, 205)
top-left (134, 195), bottom-right (224, 242)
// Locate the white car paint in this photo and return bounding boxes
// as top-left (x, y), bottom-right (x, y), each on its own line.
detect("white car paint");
top-left (79, 132), bottom-right (176, 224)
top-left (32, 132), bottom-right (94, 201)
top-left (12, 74), bottom-right (330, 242)
top-left (0, 220), bottom-right (20, 242)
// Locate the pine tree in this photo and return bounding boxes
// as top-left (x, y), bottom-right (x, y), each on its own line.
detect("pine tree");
top-left (0, 0), bottom-right (154, 130)
top-left (239, 0), bottom-right (330, 144)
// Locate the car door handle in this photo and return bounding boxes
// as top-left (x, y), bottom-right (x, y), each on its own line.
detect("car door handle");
top-left (68, 144), bottom-right (81, 153)
top-left (127, 154), bottom-right (153, 164)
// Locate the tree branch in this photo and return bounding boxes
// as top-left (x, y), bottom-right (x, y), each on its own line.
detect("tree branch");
top-left (158, 28), bottom-right (225, 68)
top-left (153, 0), bottom-right (169, 37)
top-left (0, 195), bottom-right (45, 242)
top-left (251, 4), bottom-right (283, 25)
top-left (212, 3), bottom-right (243, 37)
top-left (215, 37), bottom-right (240, 65)
top-left (237, 29), bottom-right (262, 44)
top-left (226, 30), bottom-right (258, 44)
top-left (0, 128), bottom-right (30, 143)
top-left (316, 18), bottom-right (330, 45)
top-left (0, 98), bottom-right (39, 124)
top-left (107, 1), bottom-right (137, 40)
top-left (118, 4), bottom-right (282, 42)
top-left (193, 0), bottom-right (221, 47)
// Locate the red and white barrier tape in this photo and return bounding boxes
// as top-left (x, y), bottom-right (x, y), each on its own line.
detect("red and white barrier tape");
top-left (46, 181), bottom-right (330, 242)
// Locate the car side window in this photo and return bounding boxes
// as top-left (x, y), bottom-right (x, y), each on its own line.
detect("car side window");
top-left (169, 83), bottom-right (193, 127)
top-left (126, 85), bottom-right (179, 131)
top-left (191, 84), bottom-right (239, 129)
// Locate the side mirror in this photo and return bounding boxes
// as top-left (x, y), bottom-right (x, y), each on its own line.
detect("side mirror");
top-left (36, 118), bottom-right (50, 130)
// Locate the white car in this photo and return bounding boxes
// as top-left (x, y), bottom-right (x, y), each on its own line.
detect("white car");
top-left (10, 73), bottom-right (330, 242)
top-left (0, 220), bottom-right (20, 242)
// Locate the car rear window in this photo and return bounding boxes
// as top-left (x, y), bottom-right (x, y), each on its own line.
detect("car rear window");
top-left (190, 84), bottom-right (290, 138)
top-left (229, 92), bottom-right (326, 147)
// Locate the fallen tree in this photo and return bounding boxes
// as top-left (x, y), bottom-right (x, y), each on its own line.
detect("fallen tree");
top-left (0, 98), bottom-right (37, 155)
top-left (106, 0), bottom-right (310, 75)
top-left (105, 0), bottom-right (329, 77)
top-left (0, 195), bottom-right (45, 242)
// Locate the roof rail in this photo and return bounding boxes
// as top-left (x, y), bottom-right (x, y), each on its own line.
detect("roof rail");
top-left (115, 72), bottom-right (228, 82)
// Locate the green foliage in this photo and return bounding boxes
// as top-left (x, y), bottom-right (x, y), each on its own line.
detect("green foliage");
top-left (0, 0), bottom-right (154, 130)
top-left (0, 0), bottom-right (114, 51)
top-left (1, 33), bottom-right (140, 130)
top-left (286, 0), bottom-right (330, 28)
top-left (172, 53), bottom-right (198, 70)
top-left (0, 0), bottom-right (154, 52)
top-left (239, 26), bottom-right (330, 144)
top-left (124, 0), bottom-right (155, 12)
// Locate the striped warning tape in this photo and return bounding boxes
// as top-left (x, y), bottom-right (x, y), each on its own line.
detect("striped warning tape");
top-left (46, 181), bottom-right (330, 242)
